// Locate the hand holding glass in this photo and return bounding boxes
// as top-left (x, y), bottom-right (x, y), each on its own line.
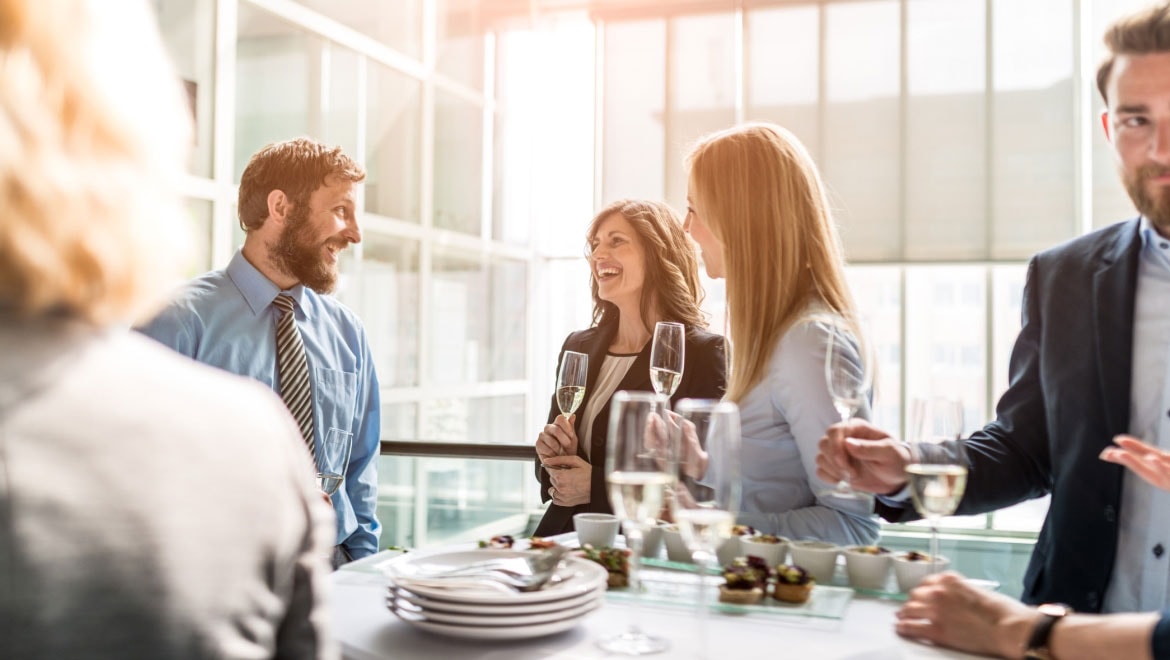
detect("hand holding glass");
top-left (317, 428), bottom-right (353, 496)
top-left (603, 391), bottom-right (674, 656)
top-left (650, 322), bottom-right (685, 397)
top-left (556, 351), bottom-right (588, 420)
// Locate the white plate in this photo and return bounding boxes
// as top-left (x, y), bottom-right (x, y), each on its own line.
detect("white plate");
top-left (389, 601), bottom-right (601, 641)
top-left (389, 584), bottom-right (604, 615)
top-left (388, 589), bottom-right (603, 626)
top-left (384, 550), bottom-right (608, 604)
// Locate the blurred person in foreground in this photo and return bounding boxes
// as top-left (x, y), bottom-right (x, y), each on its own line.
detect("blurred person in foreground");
top-left (817, 1), bottom-right (1170, 618)
top-left (533, 199), bottom-right (727, 537)
top-left (891, 437), bottom-right (1170, 660)
top-left (137, 137), bottom-right (381, 568)
top-left (684, 123), bottom-right (878, 545)
top-left (0, 1), bottom-right (336, 658)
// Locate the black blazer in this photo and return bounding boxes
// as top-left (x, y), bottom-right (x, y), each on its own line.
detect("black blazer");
top-left (877, 219), bottom-right (1142, 612)
top-left (533, 322), bottom-right (727, 537)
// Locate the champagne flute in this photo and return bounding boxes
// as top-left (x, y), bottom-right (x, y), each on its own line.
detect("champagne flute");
top-left (821, 317), bottom-right (873, 500)
top-left (556, 350), bottom-right (588, 422)
top-left (317, 428), bottom-right (353, 496)
top-left (670, 399), bottom-right (740, 657)
top-left (906, 397), bottom-right (968, 574)
top-left (650, 322), bottom-right (685, 397)
top-left (603, 391), bottom-right (675, 656)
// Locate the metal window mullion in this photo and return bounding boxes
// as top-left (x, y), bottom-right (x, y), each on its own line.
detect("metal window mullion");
top-left (1074, 0), bottom-right (1093, 237)
top-left (594, 21), bottom-right (606, 210)
top-left (734, 5), bottom-right (745, 125)
top-left (664, 16), bottom-right (674, 200)
top-left (817, 1), bottom-right (826, 163)
top-left (984, 266), bottom-right (996, 530)
top-left (984, 0), bottom-right (994, 260)
top-left (898, 0), bottom-right (908, 261)
top-left (481, 32), bottom-right (496, 244)
top-left (899, 267), bottom-right (908, 445)
top-left (211, 0), bottom-right (239, 268)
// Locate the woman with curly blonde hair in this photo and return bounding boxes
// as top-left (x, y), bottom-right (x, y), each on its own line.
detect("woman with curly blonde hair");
top-left (685, 123), bottom-right (878, 545)
top-left (533, 199), bottom-right (728, 536)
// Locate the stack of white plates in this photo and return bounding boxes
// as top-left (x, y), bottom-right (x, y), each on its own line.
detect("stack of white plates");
top-left (384, 549), bottom-right (609, 641)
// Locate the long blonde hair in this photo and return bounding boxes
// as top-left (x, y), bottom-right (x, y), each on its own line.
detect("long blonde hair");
top-left (687, 123), bottom-right (858, 402)
top-left (0, 0), bottom-right (192, 325)
top-left (587, 199), bottom-right (706, 332)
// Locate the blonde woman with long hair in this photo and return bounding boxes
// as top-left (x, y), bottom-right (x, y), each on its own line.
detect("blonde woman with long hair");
top-left (685, 123), bottom-right (878, 545)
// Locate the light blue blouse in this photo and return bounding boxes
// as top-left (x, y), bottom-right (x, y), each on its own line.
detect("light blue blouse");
top-left (733, 310), bottom-right (880, 546)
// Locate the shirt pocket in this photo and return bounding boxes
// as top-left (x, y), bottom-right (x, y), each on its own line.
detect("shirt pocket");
top-left (315, 367), bottom-right (358, 435)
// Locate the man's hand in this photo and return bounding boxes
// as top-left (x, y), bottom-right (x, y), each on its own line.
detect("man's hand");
top-left (542, 454), bottom-right (592, 507)
top-left (536, 414), bottom-right (579, 464)
top-left (895, 572), bottom-right (1039, 659)
top-left (815, 419), bottom-right (912, 496)
top-left (1101, 435), bottom-right (1170, 492)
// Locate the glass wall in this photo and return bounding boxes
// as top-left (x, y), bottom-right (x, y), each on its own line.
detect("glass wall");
top-left (154, 0), bottom-right (1137, 548)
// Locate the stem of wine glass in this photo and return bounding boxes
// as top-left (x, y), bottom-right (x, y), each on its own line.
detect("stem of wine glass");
top-left (626, 522), bottom-right (646, 635)
top-left (693, 546), bottom-right (714, 659)
top-left (929, 518), bottom-right (940, 575)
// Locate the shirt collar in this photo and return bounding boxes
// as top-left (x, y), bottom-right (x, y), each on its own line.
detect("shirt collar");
top-left (226, 250), bottom-right (311, 319)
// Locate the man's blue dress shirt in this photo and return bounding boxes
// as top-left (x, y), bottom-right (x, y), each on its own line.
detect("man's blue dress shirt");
top-left (138, 250), bottom-right (381, 558)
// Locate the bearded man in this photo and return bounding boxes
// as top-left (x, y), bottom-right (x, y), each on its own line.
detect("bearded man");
top-left (139, 138), bottom-right (381, 568)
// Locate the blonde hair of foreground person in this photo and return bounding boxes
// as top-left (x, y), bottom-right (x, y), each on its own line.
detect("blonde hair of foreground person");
top-left (0, 0), bottom-right (192, 326)
top-left (686, 122), bottom-right (860, 403)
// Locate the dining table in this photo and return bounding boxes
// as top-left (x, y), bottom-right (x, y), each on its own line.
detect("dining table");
top-left (331, 542), bottom-right (982, 660)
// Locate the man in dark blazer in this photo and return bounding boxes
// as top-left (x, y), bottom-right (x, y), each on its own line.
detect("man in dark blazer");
top-left (533, 321), bottom-right (726, 537)
top-left (816, 1), bottom-right (1170, 623)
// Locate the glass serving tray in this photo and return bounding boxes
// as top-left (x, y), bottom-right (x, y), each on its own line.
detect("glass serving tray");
top-left (606, 560), bottom-right (854, 620)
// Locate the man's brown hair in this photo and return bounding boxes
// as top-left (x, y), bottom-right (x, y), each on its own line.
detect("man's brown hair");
top-left (1097, 3), bottom-right (1170, 104)
top-left (237, 138), bottom-right (365, 232)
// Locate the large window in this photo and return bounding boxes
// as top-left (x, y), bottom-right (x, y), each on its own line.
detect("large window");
top-left (155, 0), bottom-right (1137, 550)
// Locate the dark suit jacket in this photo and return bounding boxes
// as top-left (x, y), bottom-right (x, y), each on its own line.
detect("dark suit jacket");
top-left (533, 322), bottom-right (727, 537)
top-left (877, 218), bottom-right (1142, 612)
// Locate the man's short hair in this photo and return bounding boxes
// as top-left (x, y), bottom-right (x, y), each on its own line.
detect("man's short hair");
top-left (237, 138), bottom-right (365, 232)
top-left (1096, 2), bottom-right (1170, 104)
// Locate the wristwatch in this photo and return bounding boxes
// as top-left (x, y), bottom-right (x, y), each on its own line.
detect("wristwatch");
top-left (1024, 603), bottom-right (1073, 660)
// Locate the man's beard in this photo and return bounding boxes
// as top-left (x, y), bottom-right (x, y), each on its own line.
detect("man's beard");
top-left (270, 203), bottom-right (344, 294)
top-left (1123, 164), bottom-right (1170, 235)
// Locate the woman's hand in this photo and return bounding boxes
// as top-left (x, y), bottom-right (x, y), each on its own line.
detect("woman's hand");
top-left (536, 414), bottom-right (579, 464)
top-left (1101, 435), bottom-right (1170, 492)
top-left (542, 455), bottom-right (592, 507)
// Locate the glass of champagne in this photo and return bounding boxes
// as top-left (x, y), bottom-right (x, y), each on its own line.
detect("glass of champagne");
top-left (650, 322), bottom-right (685, 397)
top-left (602, 391), bottom-right (675, 656)
top-left (906, 397), bottom-right (968, 574)
top-left (317, 428), bottom-right (353, 496)
top-left (670, 399), bottom-right (740, 654)
top-left (556, 351), bottom-right (588, 423)
top-left (821, 317), bottom-right (874, 501)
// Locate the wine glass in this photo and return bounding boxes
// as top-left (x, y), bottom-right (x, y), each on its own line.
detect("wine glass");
top-left (603, 391), bottom-right (675, 656)
top-left (670, 399), bottom-right (740, 655)
top-left (556, 350), bottom-right (588, 422)
top-left (906, 397), bottom-right (968, 574)
top-left (821, 317), bottom-right (873, 501)
top-left (650, 322), bottom-right (685, 397)
top-left (317, 428), bottom-right (353, 496)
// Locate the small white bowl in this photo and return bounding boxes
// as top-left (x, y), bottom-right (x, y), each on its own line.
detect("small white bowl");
top-left (788, 541), bottom-right (840, 584)
top-left (639, 520), bottom-right (667, 560)
top-left (892, 552), bottom-right (950, 592)
top-left (661, 525), bottom-right (694, 563)
top-left (740, 535), bottom-right (789, 567)
top-left (843, 546), bottom-right (893, 590)
top-left (715, 535), bottom-right (742, 566)
top-left (574, 512), bottom-right (619, 548)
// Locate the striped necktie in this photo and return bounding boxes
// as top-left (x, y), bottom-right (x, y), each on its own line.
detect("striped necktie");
top-left (273, 294), bottom-right (316, 457)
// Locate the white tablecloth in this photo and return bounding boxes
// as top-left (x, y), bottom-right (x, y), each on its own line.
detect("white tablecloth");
top-left (331, 551), bottom-right (979, 660)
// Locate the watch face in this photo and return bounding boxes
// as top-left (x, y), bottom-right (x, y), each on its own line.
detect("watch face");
top-left (1037, 603), bottom-right (1072, 617)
